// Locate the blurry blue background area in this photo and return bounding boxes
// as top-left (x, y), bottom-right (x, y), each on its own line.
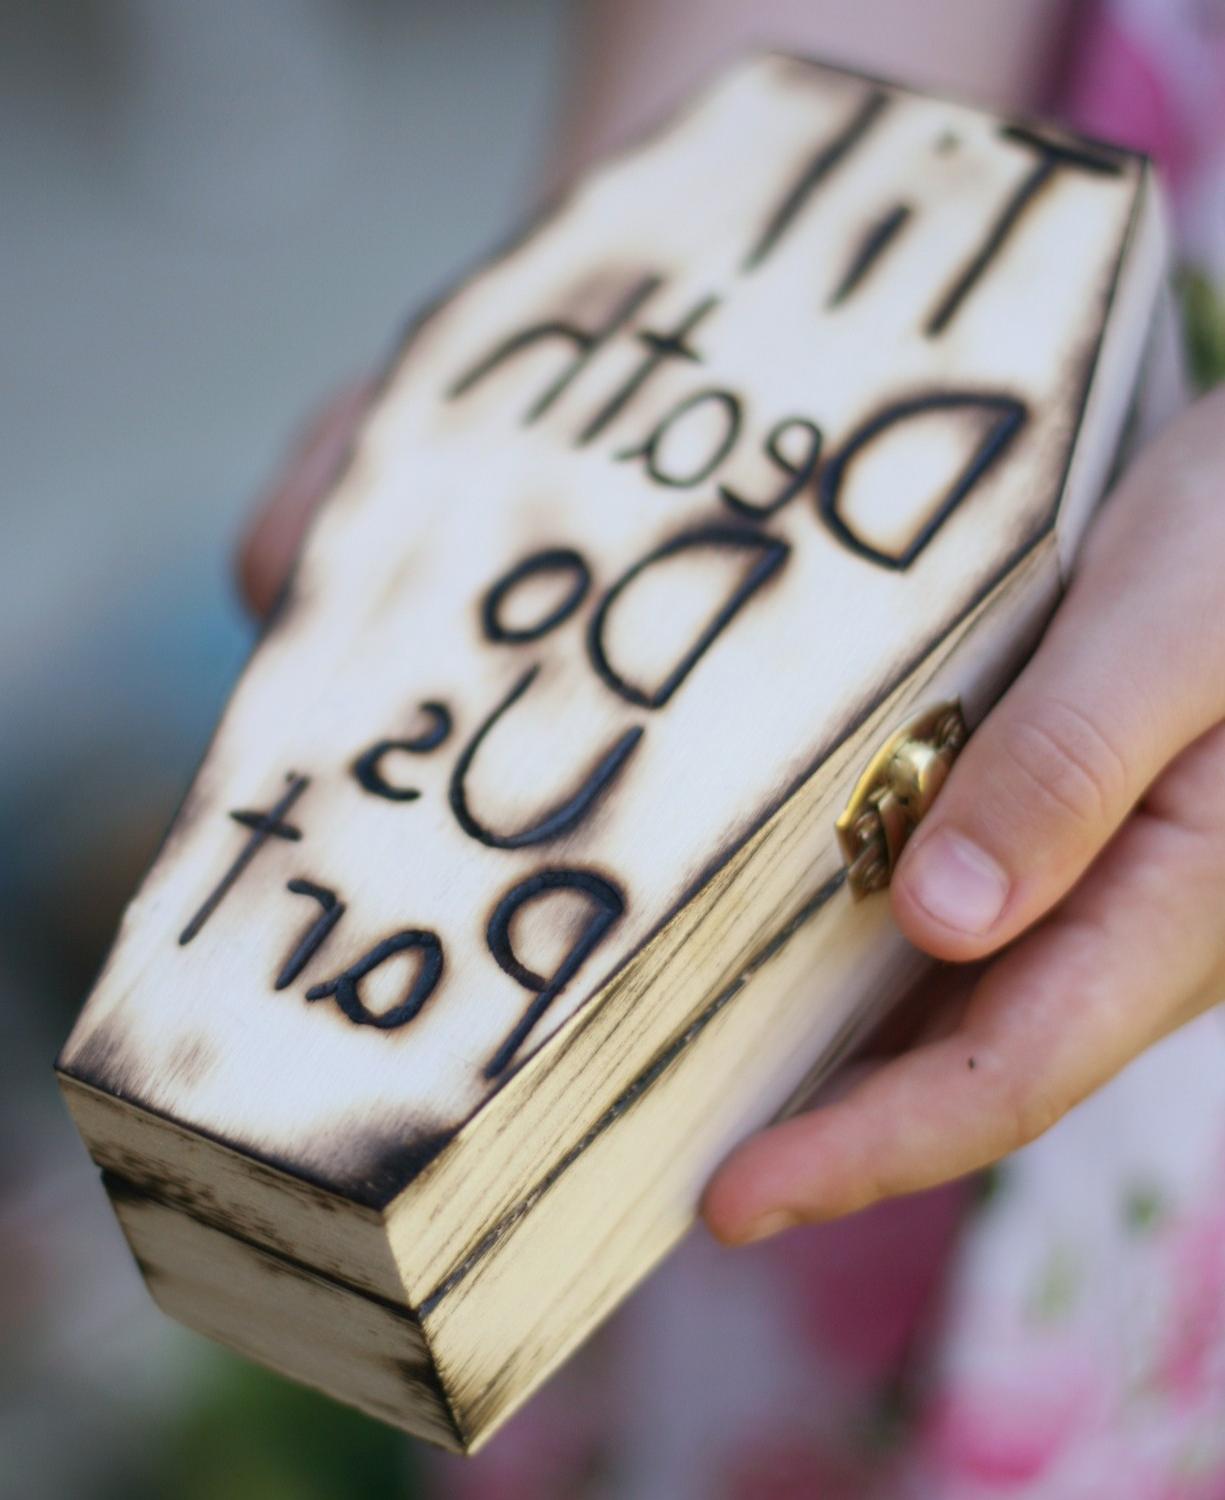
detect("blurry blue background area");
top-left (1, 2), bottom-right (566, 1495)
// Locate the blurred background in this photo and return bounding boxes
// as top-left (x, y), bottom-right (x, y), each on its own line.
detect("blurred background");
top-left (6, 4), bottom-right (1225, 1499)
top-left (2, 2), bottom-right (567, 1495)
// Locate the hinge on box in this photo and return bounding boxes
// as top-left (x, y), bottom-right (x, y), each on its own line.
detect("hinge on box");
top-left (836, 702), bottom-right (967, 899)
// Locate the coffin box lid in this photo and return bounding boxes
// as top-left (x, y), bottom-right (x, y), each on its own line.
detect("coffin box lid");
top-left (58, 52), bottom-right (1167, 1417)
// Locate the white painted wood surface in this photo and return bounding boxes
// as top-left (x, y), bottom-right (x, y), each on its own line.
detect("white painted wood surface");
top-left (58, 53), bottom-right (1167, 1450)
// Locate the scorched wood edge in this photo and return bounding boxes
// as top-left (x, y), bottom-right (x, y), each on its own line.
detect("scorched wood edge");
top-left (56, 52), bottom-right (1167, 1450)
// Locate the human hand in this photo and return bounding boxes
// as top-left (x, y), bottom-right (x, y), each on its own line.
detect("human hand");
top-left (239, 383), bottom-right (1225, 1250)
top-left (702, 387), bottom-right (1225, 1245)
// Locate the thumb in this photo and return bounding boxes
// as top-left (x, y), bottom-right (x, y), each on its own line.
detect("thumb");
top-left (890, 390), bottom-right (1225, 962)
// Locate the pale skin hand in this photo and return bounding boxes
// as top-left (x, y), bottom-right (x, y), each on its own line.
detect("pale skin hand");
top-left (704, 391), bottom-right (1225, 1241)
top-left (238, 0), bottom-right (1225, 1246)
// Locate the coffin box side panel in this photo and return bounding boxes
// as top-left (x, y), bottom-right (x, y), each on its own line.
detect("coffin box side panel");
top-left (107, 1178), bottom-right (465, 1451)
top-left (57, 1074), bottom-right (408, 1304)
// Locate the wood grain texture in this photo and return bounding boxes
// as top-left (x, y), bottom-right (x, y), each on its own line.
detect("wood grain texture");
top-left (56, 53), bottom-right (1168, 1449)
top-left (107, 1178), bottom-right (462, 1449)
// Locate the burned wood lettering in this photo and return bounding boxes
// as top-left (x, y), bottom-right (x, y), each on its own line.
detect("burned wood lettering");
top-left (58, 56), bottom-right (1167, 1453)
top-left (351, 700), bottom-right (453, 801)
top-left (177, 97), bottom-right (1085, 1047)
top-left (178, 773), bottom-right (308, 946)
top-left (273, 879), bottom-right (345, 991)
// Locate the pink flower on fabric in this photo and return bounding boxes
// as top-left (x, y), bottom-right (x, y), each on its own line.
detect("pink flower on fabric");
top-left (1063, 8), bottom-right (1193, 187)
top-left (722, 1434), bottom-right (877, 1500)
top-left (918, 1345), bottom-right (1105, 1489)
top-left (436, 1420), bottom-right (603, 1500)
top-left (1158, 1208), bottom-right (1225, 1404)
top-left (772, 1183), bottom-right (969, 1384)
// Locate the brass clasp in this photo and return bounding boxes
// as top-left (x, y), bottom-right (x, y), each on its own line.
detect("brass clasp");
top-left (836, 702), bottom-right (967, 899)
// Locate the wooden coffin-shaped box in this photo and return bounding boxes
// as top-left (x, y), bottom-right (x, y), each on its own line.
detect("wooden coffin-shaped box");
top-left (58, 54), bottom-right (1169, 1451)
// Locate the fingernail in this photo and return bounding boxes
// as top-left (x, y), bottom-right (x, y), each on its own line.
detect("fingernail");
top-left (904, 830), bottom-right (1009, 935)
top-left (735, 1209), bottom-right (800, 1245)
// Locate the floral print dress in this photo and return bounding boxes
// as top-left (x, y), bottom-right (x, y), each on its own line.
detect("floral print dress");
top-left (432, 4), bottom-right (1225, 1494)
